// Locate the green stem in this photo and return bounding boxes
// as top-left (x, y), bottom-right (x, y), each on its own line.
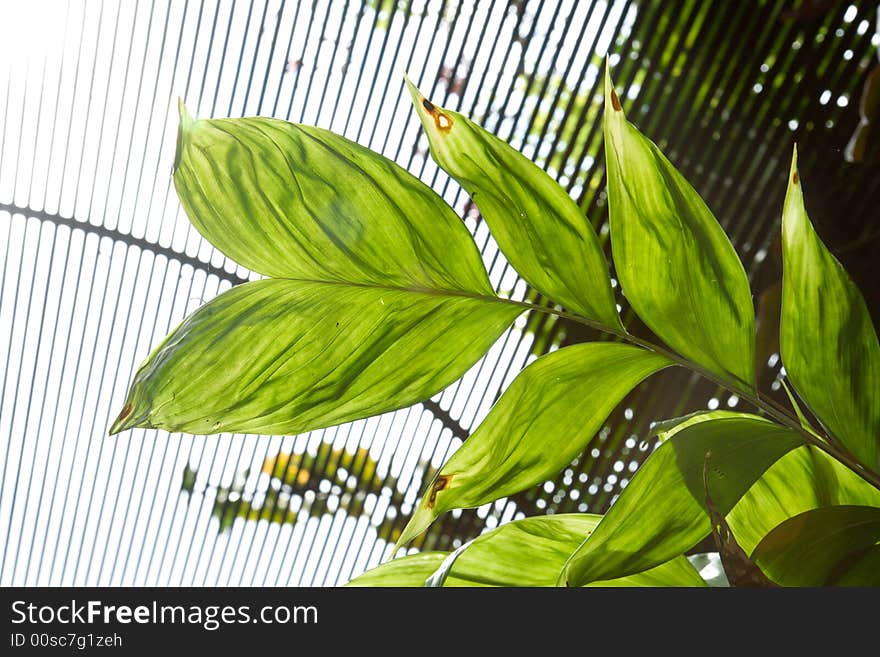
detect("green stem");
top-left (500, 296), bottom-right (880, 492)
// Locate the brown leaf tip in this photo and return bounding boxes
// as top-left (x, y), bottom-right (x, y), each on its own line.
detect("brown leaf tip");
top-left (427, 474), bottom-right (453, 508)
top-left (116, 402), bottom-right (132, 423)
top-left (610, 87), bottom-right (622, 112)
top-left (420, 97), bottom-right (453, 133)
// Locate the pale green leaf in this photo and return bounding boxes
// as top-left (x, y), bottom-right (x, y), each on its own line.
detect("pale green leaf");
top-left (345, 552), bottom-right (455, 587)
top-left (395, 343), bottom-right (673, 548)
top-left (780, 378), bottom-right (819, 434)
top-left (173, 102), bottom-right (493, 294)
top-left (436, 514), bottom-right (704, 587)
top-left (727, 445), bottom-right (880, 555)
top-left (651, 410), bottom-right (768, 443)
top-left (751, 505), bottom-right (880, 586)
top-left (562, 416), bottom-right (802, 586)
top-left (780, 148), bottom-right (880, 468)
top-left (111, 279), bottom-right (519, 434)
top-left (354, 515), bottom-right (704, 587)
top-left (405, 77), bottom-right (622, 330)
top-left (112, 106), bottom-right (522, 435)
top-left (603, 64), bottom-right (756, 389)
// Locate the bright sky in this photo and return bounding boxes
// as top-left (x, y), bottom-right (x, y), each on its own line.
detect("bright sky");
top-left (0, 0), bottom-right (637, 586)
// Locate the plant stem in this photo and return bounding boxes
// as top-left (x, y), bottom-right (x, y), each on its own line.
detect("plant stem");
top-left (303, 280), bottom-right (880, 492)
top-left (502, 297), bottom-right (880, 492)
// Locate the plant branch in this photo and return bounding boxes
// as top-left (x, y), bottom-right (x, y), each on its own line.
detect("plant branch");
top-left (269, 278), bottom-right (880, 492)
top-left (499, 296), bottom-right (880, 492)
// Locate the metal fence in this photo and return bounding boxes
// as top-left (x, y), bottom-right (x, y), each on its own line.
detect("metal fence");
top-left (0, 0), bottom-right (877, 586)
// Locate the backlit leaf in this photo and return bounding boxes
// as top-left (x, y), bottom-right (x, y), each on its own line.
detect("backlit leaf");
top-left (562, 416), bottom-right (802, 586)
top-left (345, 552), bottom-right (454, 587)
top-left (727, 445), bottom-right (880, 555)
top-left (173, 102), bottom-right (493, 294)
top-left (406, 77), bottom-right (622, 330)
top-left (603, 64), bottom-right (756, 390)
top-left (780, 148), bottom-right (880, 468)
top-left (395, 343), bottom-right (672, 548)
top-left (112, 106), bottom-right (522, 435)
top-left (650, 410), bottom-right (768, 443)
top-left (111, 279), bottom-right (519, 435)
top-left (427, 514), bottom-right (704, 587)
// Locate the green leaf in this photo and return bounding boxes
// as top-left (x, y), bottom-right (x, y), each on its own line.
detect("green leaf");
top-left (603, 64), bottom-right (756, 389)
top-left (751, 505), bottom-right (880, 586)
top-left (405, 77), bottom-right (622, 330)
top-left (780, 147), bottom-right (880, 468)
top-left (345, 552), bottom-right (455, 587)
top-left (650, 410), bottom-right (769, 443)
top-left (173, 102), bottom-right (493, 294)
top-left (562, 416), bottom-right (803, 586)
top-left (111, 106), bottom-right (522, 435)
top-left (395, 343), bottom-right (673, 548)
top-left (727, 445), bottom-right (880, 555)
top-left (829, 545), bottom-right (880, 586)
top-left (430, 514), bottom-right (704, 587)
top-left (111, 279), bottom-right (519, 435)
top-left (351, 515), bottom-right (704, 587)
top-left (780, 378), bottom-right (818, 434)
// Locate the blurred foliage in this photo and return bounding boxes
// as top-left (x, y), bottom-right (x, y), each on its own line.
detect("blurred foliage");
top-left (182, 442), bottom-right (438, 548)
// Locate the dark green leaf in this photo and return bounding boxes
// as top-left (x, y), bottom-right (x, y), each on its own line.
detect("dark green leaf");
top-left (603, 64), bottom-right (756, 389)
top-left (111, 279), bottom-right (519, 434)
top-left (562, 416), bottom-right (802, 586)
top-left (780, 148), bottom-right (880, 468)
top-left (727, 445), bottom-right (880, 555)
top-left (406, 77), bottom-right (622, 330)
top-left (751, 505), bottom-right (880, 586)
top-left (395, 343), bottom-right (672, 548)
top-left (829, 545), bottom-right (880, 586)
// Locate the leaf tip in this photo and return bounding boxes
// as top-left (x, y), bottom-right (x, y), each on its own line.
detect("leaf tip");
top-left (789, 143), bottom-right (799, 186)
top-left (174, 99), bottom-right (194, 173)
top-left (392, 502), bottom-right (437, 555)
top-left (604, 57), bottom-right (623, 113)
top-left (109, 402), bottom-right (134, 435)
top-left (403, 75), bottom-right (453, 133)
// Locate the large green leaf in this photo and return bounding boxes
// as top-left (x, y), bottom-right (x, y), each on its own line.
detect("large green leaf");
top-left (111, 279), bottom-right (519, 435)
top-left (428, 514), bottom-right (704, 587)
top-left (780, 148), bottom-right (880, 468)
top-left (562, 416), bottom-right (803, 586)
top-left (405, 77), bottom-right (622, 330)
top-left (751, 505), bottom-right (880, 586)
top-left (394, 343), bottom-right (673, 549)
top-left (603, 64), bottom-right (756, 390)
top-left (349, 515), bottom-right (704, 587)
top-left (111, 106), bottom-right (522, 435)
top-left (173, 102), bottom-right (493, 294)
top-left (727, 445), bottom-right (880, 555)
